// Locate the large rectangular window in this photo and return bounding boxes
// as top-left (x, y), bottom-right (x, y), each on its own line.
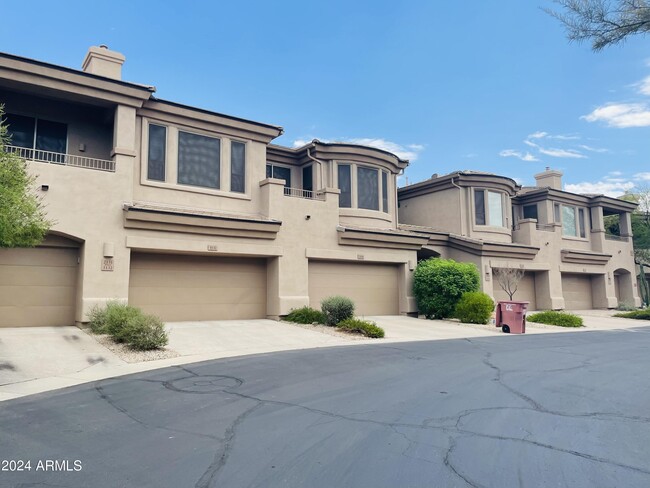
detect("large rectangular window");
top-left (147, 124), bottom-right (166, 182)
top-left (302, 165), bottom-right (313, 192)
top-left (382, 171), bottom-right (389, 213)
top-left (488, 191), bottom-right (504, 227)
top-left (523, 204), bottom-right (538, 220)
top-left (6, 114), bottom-right (35, 148)
top-left (338, 164), bottom-right (351, 208)
top-left (562, 205), bottom-right (577, 237)
top-left (5, 114), bottom-right (67, 155)
top-left (475, 189), bottom-right (505, 227)
top-left (474, 190), bottom-right (486, 225)
top-left (177, 131), bottom-right (221, 189)
top-left (357, 166), bottom-right (379, 210)
top-left (230, 141), bottom-right (246, 193)
top-left (266, 164), bottom-right (291, 188)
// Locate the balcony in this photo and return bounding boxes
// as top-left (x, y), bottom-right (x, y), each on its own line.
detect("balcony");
top-left (6, 145), bottom-right (115, 172)
top-left (283, 186), bottom-right (326, 201)
top-left (604, 233), bottom-right (629, 242)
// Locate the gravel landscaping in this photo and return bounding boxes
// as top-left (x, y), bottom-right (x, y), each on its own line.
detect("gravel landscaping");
top-left (281, 321), bottom-right (369, 340)
top-left (89, 332), bottom-right (180, 363)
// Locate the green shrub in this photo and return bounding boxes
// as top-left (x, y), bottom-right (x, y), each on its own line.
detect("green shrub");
top-left (413, 258), bottom-right (480, 319)
top-left (527, 311), bottom-right (584, 327)
top-left (336, 318), bottom-right (385, 338)
top-left (285, 306), bottom-right (325, 324)
top-left (88, 301), bottom-right (140, 335)
top-left (614, 308), bottom-right (650, 320)
top-left (455, 292), bottom-right (495, 324)
top-left (321, 296), bottom-right (355, 326)
top-left (616, 301), bottom-right (637, 312)
top-left (114, 313), bottom-right (169, 350)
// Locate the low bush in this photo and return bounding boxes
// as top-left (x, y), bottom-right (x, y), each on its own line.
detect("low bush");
top-left (616, 301), bottom-right (637, 312)
top-left (87, 302), bottom-right (168, 350)
top-left (413, 258), bottom-right (480, 319)
top-left (321, 296), bottom-right (355, 326)
top-left (614, 308), bottom-right (650, 320)
top-left (455, 292), bottom-right (495, 324)
top-left (527, 311), bottom-right (584, 327)
top-left (285, 307), bottom-right (325, 324)
top-left (336, 318), bottom-right (385, 338)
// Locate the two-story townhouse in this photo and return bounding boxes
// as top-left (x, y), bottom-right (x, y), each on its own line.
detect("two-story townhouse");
top-left (398, 168), bottom-right (642, 310)
top-left (0, 46), bottom-right (428, 327)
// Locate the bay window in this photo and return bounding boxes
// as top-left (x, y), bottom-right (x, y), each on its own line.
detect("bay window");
top-left (357, 166), bottom-right (379, 210)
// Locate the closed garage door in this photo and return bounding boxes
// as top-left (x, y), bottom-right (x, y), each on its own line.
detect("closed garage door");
top-left (0, 247), bottom-right (78, 327)
top-left (129, 253), bottom-right (267, 321)
top-left (308, 261), bottom-right (399, 316)
top-left (562, 273), bottom-right (593, 310)
top-left (492, 270), bottom-right (537, 310)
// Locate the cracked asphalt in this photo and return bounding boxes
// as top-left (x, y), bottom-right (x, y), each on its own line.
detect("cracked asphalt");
top-left (1, 326), bottom-right (650, 487)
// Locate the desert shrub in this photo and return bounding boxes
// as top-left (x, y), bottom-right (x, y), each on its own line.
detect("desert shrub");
top-left (616, 301), bottom-right (637, 312)
top-left (321, 296), bottom-right (355, 326)
top-left (455, 292), bottom-right (495, 324)
top-left (336, 318), bottom-right (385, 338)
top-left (413, 258), bottom-right (480, 319)
top-left (88, 301), bottom-right (140, 335)
top-left (527, 311), bottom-right (584, 327)
top-left (114, 313), bottom-right (168, 350)
top-left (285, 307), bottom-right (325, 324)
top-left (614, 308), bottom-right (650, 320)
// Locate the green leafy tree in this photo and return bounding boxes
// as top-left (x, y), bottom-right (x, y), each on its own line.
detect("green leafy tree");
top-left (547, 0), bottom-right (650, 51)
top-left (0, 106), bottom-right (50, 247)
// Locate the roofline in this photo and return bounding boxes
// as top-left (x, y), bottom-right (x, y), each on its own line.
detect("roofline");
top-left (152, 97), bottom-right (284, 135)
top-left (0, 51), bottom-right (156, 93)
top-left (399, 171), bottom-right (520, 198)
top-left (515, 187), bottom-right (638, 210)
top-left (269, 139), bottom-right (409, 166)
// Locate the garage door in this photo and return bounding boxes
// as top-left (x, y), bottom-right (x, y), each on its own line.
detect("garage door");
top-left (492, 270), bottom-right (537, 310)
top-left (129, 253), bottom-right (267, 321)
top-left (308, 261), bottom-right (399, 316)
top-left (0, 247), bottom-right (78, 327)
top-left (561, 274), bottom-right (593, 310)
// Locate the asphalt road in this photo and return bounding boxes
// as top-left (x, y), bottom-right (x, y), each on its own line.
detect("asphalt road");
top-left (1, 326), bottom-right (650, 488)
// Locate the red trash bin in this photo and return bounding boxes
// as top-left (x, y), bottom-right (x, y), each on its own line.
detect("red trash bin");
top-left (495, 301), bottom-right (529, 334)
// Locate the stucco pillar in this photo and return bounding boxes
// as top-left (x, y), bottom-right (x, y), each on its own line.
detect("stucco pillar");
top-left (592, 273), bottom-right (617, 309)
top-left (619, 212), bottom-right (633, 238)
top-left (590, 206), bottom-right (606, 253)
top-left (512, 218), bottom-right (536, 245)
top-left (535, 270), bottom-right (564, 310)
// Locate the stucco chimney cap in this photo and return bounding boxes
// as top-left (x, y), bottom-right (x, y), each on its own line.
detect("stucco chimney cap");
top-left (82, 45), bottom-right (125, 80)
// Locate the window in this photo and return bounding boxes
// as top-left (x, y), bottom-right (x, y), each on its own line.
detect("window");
top-left (302, 165), bottom-right (313, 192)
top-left (177, 131), bottom-right (221, 189)
top-left (554, 203), bottom-right (561, 223)
top-left (474, 189), bottom-right (505, 227)
top-left (578, 208), bottom-right (586, 238)
top-left (266, 164), bottom-right (291, 188)
top-left (358, 166), bottom-right (379, 210)
top-left (338, 164), bottom-right (351, 208)
top-left (562, 205), bottom-right (577, 237)
top-left (382, 171), bottom-right (389, 213)
top-left (5, 114), bottom-right (67, 155)
top-left (147, 124), bottom-right (166, 182)
top-left (523, 204), bottom-right (538, 220)
top-left (230, 141), bottom-right (246, 193)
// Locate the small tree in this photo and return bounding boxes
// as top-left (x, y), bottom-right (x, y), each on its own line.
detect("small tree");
top-left (493, 267), bottom-right (525, 301)
top-left (0, 105), bottom-right (50, 247)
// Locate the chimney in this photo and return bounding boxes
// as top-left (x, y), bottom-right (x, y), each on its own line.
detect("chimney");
top-left (82, 45), bottom-right (125, 80)
top-left (534, 167), bottom-right (563, 190)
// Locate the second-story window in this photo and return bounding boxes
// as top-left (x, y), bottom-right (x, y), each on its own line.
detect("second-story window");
top-left (230, 141), bottom-right (246, 193)
top-left (147, 124), bottom-right (166, 182)
top-left (302, 165), bottom-right (313, 192)
top-left (6, 113), bottom-right (67, 155)
top-left (177, 131), bottom-right (221, 189)
top-left (523, 204), bottom-right (538, 220)
top-left (338, 164), bottom-right (352, 208)
top-left (382, 171), bottom-right (389, 213)
top-left (358, 166), bottom-right (379, 210)
top-left (560, 204), bottom-right (587, 238)
top-left (475, 189), bottom-right (505, 227)
top-left (266, 164), bottom-right (291, 188)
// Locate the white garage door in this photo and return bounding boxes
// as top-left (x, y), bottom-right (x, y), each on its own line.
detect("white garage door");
top-left (562, 274), bottom-right (593, 310)
top-left (492, 270), bottom-right (537, 310)
top-left (129, 253), bottom-right (267, 321)
top-left (308, 261), bottom-right (399, 316)
top-left (0, 247), bottom-right (78, 327)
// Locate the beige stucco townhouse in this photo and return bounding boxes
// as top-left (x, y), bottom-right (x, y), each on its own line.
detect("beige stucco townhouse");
top-left (398, 169), bottom-right (642, 310)
top-left (0, 46), bottom-right (429, 327)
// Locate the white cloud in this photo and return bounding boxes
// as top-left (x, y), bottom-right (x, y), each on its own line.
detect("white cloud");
top-left (527, 131), bottom-right (579, 141)
top-left (565, 180), bottom-right (635, 197)
top-left (524, 139), bottom-right (586, 159)
top-left (527, 131), bottom-right (548, 139)
top-left (578, 144), bottom-right (609, 153)
top-left (582, 103), bottom-right (650, 128)
top-left (636, 75), bottom-right (650, 95)
top-left (291, 137), bottom-right (424, 161)
top-left (499, 149), bottom-right (539, 162)
top-left (609, 171), bottom-right (623, 176)
top-left (635, 172), bottom-right (650, 181)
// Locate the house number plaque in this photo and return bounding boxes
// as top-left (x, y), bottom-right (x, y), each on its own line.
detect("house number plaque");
top-left (101, 258), bottom-right (114, 272)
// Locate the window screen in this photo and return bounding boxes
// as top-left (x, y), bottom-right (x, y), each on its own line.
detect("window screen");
top-left (562, 205), bottom-right (577, 237)
top-left (147, 124), bottom-right (166, 182)
top-left (554, 203), bottom-right (561, 223)
top-left (302, 165), bottom-right (313, 192)
top-left (35, 119), bottom-right (67, 154)
top-left (338, 164), bottom-right (351, 208)
top-left (358, 167), bottom-right (379, 210)
top-left (474, 190), bottom-right (486, 225)
top-left (523, 204), bottom-right (538, 220)
top-left (5, 114), bottom-right (35, 148)
top-left (382, 171), bottom-right (389, 213)
top-left (178, 131), bottom-right (220, 189)
top-left (230, 141), bottom-right (246, 193)
top-left (488, 191), bottom-right (504, 227)
top-left (578, 208), bottom-right (586, 238)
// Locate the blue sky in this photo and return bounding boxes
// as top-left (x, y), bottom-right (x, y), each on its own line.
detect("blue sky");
top-left (2, 0), bottom-right (649, 195)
